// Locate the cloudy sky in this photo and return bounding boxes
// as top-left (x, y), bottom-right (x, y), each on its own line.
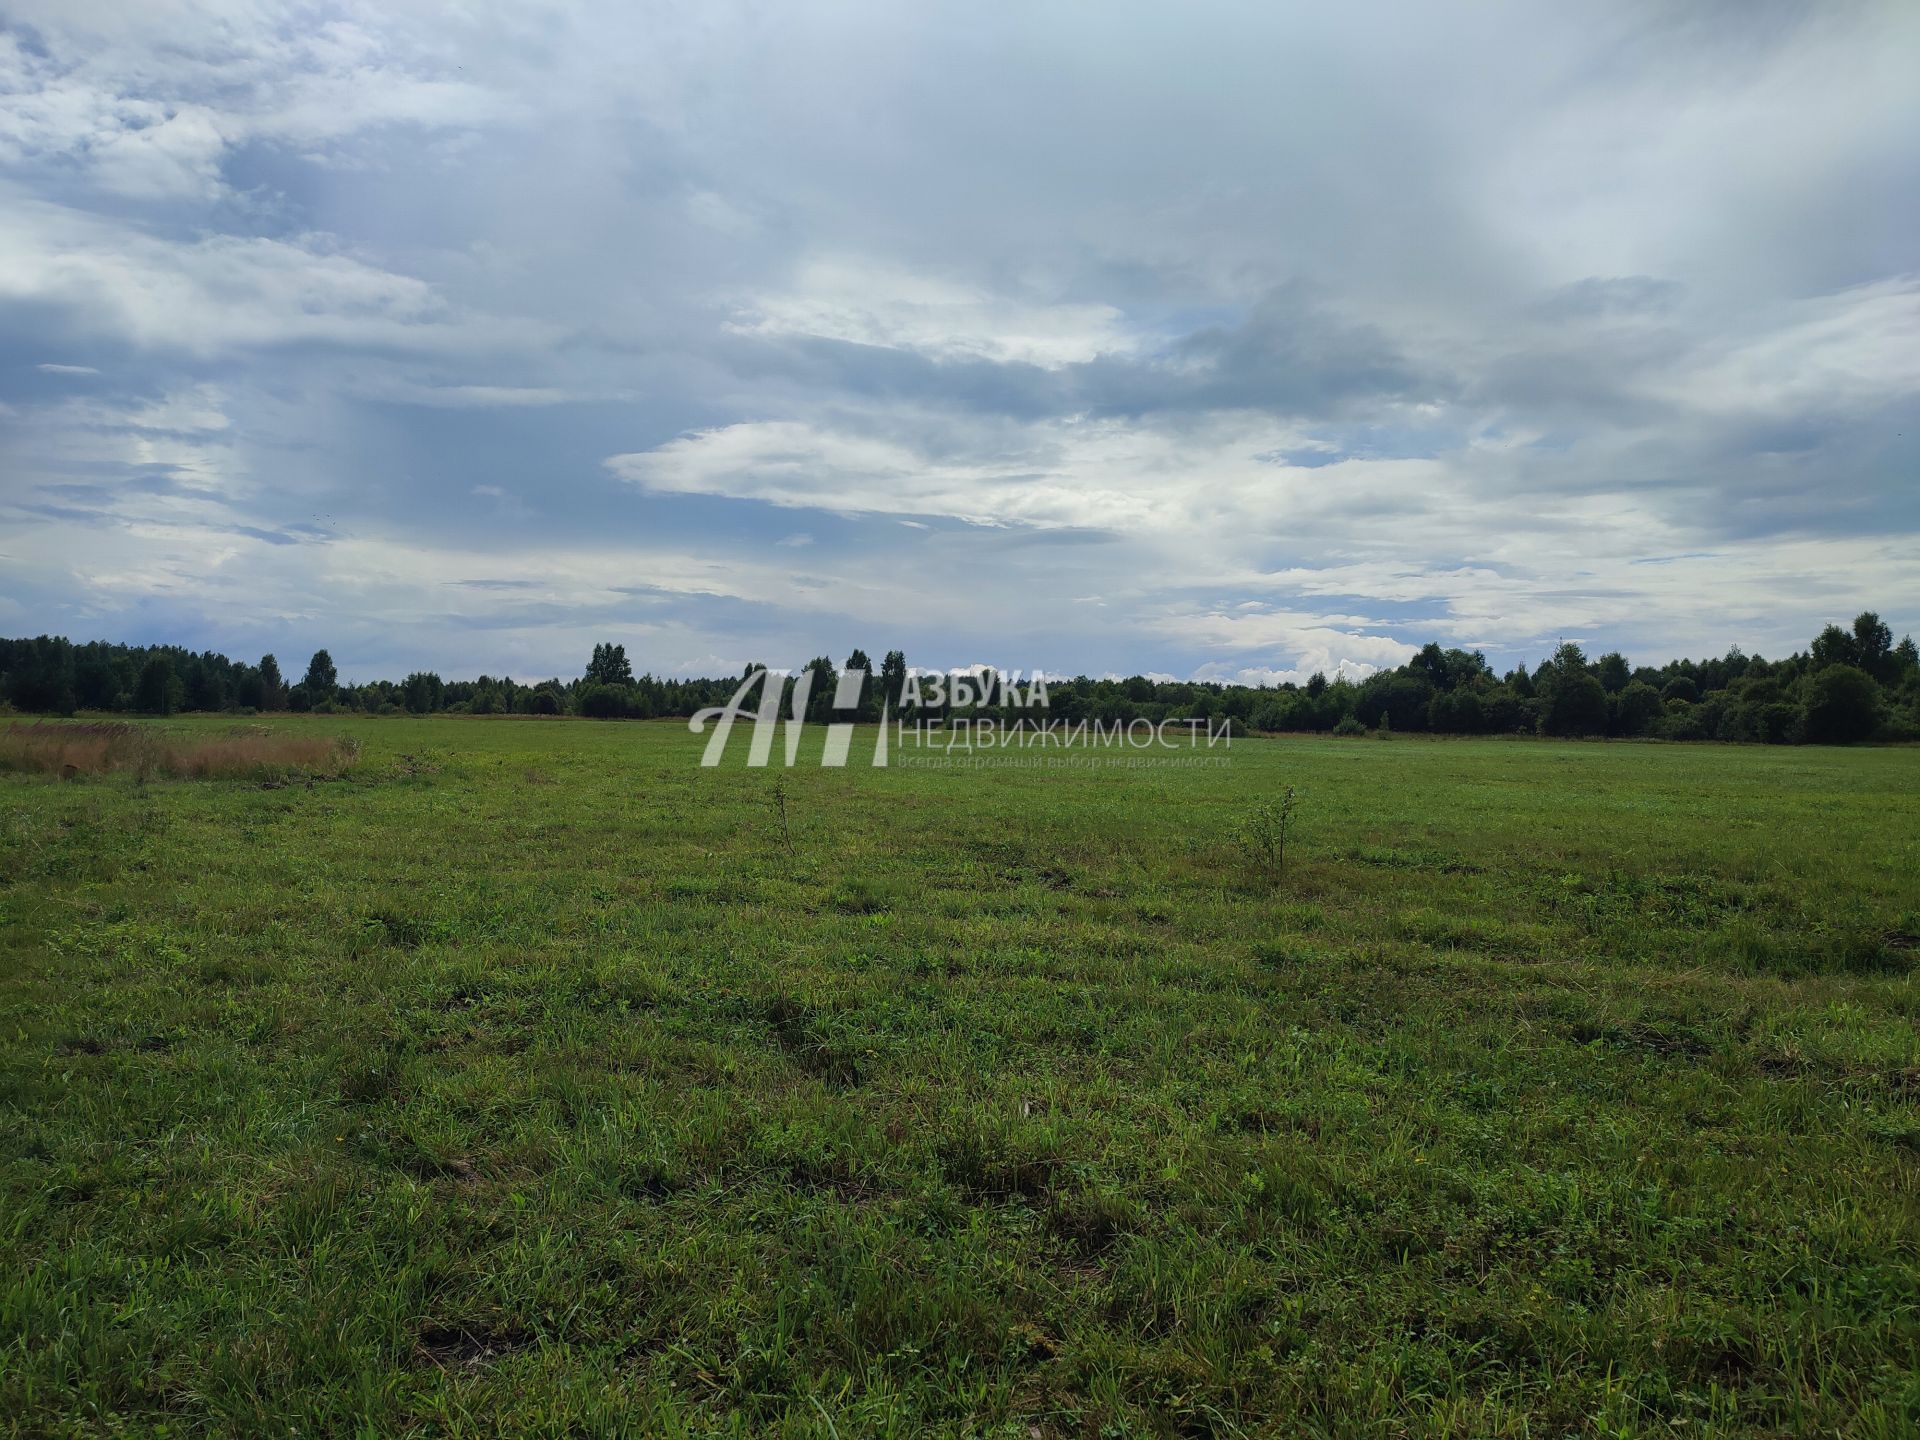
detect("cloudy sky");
top-left (1, 1), bottom-right (1915, 685)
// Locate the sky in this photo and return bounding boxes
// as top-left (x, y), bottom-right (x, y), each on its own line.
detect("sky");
top-left (1, 0), bottom-right (1916, 686)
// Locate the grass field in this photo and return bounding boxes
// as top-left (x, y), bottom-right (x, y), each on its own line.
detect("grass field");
top-left (2, 717), bottom-right (1917, 1437)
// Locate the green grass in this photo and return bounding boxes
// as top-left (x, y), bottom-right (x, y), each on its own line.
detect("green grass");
top-left (2, 717), bottom-right (1917, 1437)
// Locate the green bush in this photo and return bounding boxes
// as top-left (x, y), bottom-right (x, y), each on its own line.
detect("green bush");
top-left (1542, 671), bottom-right (1609, 736)
top-left (1654, 704), bottom-right (1707, 741)
top-left (1612, 681), bottom-right (1663, 737)
top-left (1236, 786), bottom-right (1296, 881)
top-left (576, 683), bottom-right (631, 719)
top-left (1876, 708), bottom-right (1920, 743)
top-left (1803, 664), bottom-right (1880, 744)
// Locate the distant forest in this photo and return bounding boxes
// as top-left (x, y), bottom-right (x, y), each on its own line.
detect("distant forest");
top-left (2, 612), bottom-right (1915, 745)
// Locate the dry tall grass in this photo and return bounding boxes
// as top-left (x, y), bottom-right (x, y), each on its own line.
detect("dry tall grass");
top-left (0, 722), bottom-right (360, 781)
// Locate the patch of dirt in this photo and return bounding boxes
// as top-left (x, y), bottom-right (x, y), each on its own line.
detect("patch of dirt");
top-left (414, 1322), bottom-right (530, 1371)
top-left (1567, 1021), bottom-right (1711, 1060)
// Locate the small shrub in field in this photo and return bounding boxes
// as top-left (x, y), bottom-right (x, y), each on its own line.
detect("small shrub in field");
top-left (769, 774), bottom-right (795, 856)
top-left (1332, 715), bottom-right (1368, 737)
top-left (1237, 785), bottom-right (1297, 881)
top-left (0, 721), bottom-right (359, 781)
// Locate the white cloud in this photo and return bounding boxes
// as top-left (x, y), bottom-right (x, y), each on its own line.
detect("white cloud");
top-left (0, 8), bottom-right (504, 202)
top-left (0, 195), bottom-right (547, 356)
top-left (727, 257), bottom-right (1136, 369)
top-left (1160, 609), bottom-right (1418, 672)
top-left (1, 389), bottom-right (250, 511)
top-left (1676, 278), bottom-right (1920, 417)
top-left (1196, 659), bottom-right (1380, 688)
top-left (372, 383), bottom-right (576, 408)
top-left (608, 413), bottom-right (1334, 533)
top-left (87, 105), bottom-right (228, 199)
top-left (68, 385), bottom-right (233, 435)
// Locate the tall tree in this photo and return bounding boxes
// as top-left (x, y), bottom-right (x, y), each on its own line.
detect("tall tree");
top-left (1549, 641), bottom-right (1589, 675)
top-left (844, 649), bottom-right (876, 718)
top-left (185, 658), bottom-right (227, 712)
top-left (586, 642), bottom-right (633, 686)
top-left (879, 650), bottom-right (908, 710)
top-left (258, 654), bottom-right (285, 711)
top-left (1809, 624), bottom-right (1856, 671)
top-left (1851, 612), bottom-right (1894, 683)
top-left (402, 672), bottom-right (444, 714)
top-left (7, 636), bottom-right (78, 714)
top-left (1409, 642), bottom-right (1451, 690)
top-left (75, 655), bottom-right (118, 710)
top-left (133, 655), bottom-right (180, 716)
top-left (1595, 652), bottom-right (1631, 693)
top-left (802, 655), bottom-right (838, 722)
top-left (1894, 635), bottom-right (1919, 679)
top-left (303, 649), bottom-right (338, 696)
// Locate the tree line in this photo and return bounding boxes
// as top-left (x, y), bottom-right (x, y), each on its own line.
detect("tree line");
top-left (2, 613), bottom-right (1915, 744)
